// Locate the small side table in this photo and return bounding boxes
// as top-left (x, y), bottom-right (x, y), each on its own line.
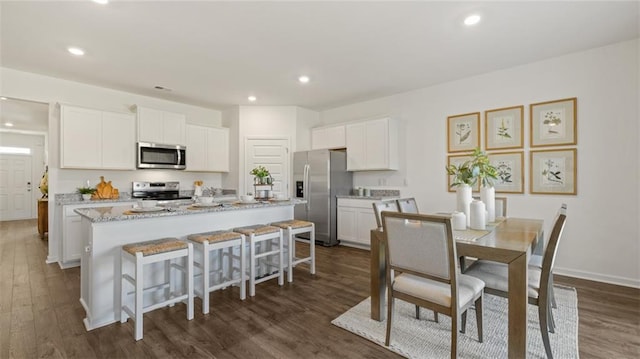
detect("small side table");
top-left (37, 198), bottom-right (48, 239)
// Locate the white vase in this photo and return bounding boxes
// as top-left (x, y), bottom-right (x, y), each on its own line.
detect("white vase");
top-left (470, 200), bottom-right (486, 230)
top-left (82, 194), bottom-right (92, 201)
top-left (456, 184), bottom-right (472, 227)
top-left (480, 186), bottom-right (495, 222)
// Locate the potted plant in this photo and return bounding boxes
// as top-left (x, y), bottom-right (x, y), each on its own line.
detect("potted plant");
top-left (77, 186), bottom-right (96, 201)
top-left (446, 148), bottom-right (498, 224)
top-left (250, 165), bottom-right (272, 184)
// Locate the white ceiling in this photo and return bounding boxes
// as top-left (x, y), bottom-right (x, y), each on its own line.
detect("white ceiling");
top-left (1, 1), bottom-right (638, 115)
top-left (0, 98), bottom-right (48, 132)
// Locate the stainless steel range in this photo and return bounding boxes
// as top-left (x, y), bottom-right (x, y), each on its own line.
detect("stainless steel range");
top-left (132, 181), bottom-right (193, 205)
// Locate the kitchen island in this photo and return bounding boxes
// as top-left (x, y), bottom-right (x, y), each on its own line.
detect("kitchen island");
top-left (75, 200), bottom-right (301, 331)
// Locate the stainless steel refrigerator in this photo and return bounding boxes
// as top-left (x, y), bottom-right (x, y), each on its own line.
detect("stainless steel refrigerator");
top-left (293, 149), bottom-right (353, 246)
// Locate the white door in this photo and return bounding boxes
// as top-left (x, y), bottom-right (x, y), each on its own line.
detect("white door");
top-left (0, 154), bottom-right (33, 220)
top-left (245, 138), bottom-right (289, 197)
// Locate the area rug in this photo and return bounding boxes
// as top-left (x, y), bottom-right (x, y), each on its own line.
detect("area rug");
top-left (332, 286), bottom-right (578, 358)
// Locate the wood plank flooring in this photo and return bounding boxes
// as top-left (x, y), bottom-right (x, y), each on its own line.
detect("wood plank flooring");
top-left (1, 219), bottom-right (638, 358)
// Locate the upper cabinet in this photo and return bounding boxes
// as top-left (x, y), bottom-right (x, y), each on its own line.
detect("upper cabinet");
top-left (60, 105), bottom-right (135, 170)
top-left (346, 117), bottom-right (398, 171)
top-left (136, 106), bottom-right (186, 145)
top-left (311, 124), bottom-right (346, 150)
top-left (185, 124), bottom-right (229, 172)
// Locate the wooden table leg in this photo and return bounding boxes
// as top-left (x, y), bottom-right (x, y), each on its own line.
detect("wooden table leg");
top-left (508, 252), bottom-right (529, 358)
top-left (370, 229), bottom-right (385, 321)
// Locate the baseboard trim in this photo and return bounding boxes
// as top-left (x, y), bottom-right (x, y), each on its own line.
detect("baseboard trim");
top-left (555, 266), bottom-right (640, 289)
top-left (46, 255), bottom-right (58, 264)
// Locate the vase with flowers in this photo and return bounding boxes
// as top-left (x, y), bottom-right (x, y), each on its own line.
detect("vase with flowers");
top-left (446, 148), bottom-right (498, 225)
top-left (250, 165), bottom-right (272, 185)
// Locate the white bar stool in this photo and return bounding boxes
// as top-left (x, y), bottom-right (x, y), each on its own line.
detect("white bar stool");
top-left (270, 220), bottom-right (316, 283)
top-left (120, 238), bottom-right (194, 341)
top-left (187, 230), bottom-right (246, 314)
top-left (233, 225), bottom-right (283, 297)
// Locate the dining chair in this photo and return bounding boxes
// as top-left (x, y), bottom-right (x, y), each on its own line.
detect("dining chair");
top-left (464, 204), bottom-right (567, 359)
top-left (372, 199), bottom-right (400, 230)
top-left (396, 197), bottom-right (419, 213)
top-left (382, 211), bottom-right (484, 358)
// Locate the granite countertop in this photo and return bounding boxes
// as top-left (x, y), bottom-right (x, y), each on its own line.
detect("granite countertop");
top-left (336, 195), bottom-right (400, 200)
top-left (56, 193), bottom-right (135, 205)
top-left (75, 199), bottom-right (305, 223)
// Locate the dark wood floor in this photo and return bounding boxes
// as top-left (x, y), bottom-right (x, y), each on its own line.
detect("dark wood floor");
top-left (1, 219), bottom-right (638, 358)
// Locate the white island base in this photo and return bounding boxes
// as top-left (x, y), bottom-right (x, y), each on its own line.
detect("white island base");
top-left (78, 203), bottom-right (295, 331)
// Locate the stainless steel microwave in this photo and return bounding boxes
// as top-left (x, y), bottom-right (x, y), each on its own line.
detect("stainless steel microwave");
top-left (137, 142), bottom-right (186, 170)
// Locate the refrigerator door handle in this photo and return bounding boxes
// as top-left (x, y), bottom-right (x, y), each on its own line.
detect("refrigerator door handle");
top-left (304, 163), bottom-right (310, 211)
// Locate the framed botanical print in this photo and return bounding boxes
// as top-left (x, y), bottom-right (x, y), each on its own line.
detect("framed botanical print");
top-left (485, 105), bottom-right (524, 150)
top-left (447, 154), bottom-right (480, 192)
top-left (488, 151), bottom-right (524, 193)
top-left (530, 148), bottom-right (577, 195)
top-left (447, 112), bottom-right (480, 153)
top-left (530, 97), bottom-right (577, 147)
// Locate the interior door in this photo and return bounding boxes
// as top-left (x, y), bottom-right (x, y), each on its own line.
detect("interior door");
top-left (0, 154), bottom-right (33, 220)
top-left (245, 138), bottom-right (289, 197)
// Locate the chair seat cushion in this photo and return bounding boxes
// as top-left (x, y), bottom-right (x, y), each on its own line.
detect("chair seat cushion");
top-left (188, 231), bottom-right (242, 244)
top-left (529, 254), bottom-right (543, 269)
top-left (122, 238), bottom-right (186, 256)
top-left (271, 220), bottom-right (313, 229)
top-left (465, 260), bottom-right (542, 299)
top-left (393, 273), bottom-right (484, 308)
top-left (233, 224), bottom-right (279, 236)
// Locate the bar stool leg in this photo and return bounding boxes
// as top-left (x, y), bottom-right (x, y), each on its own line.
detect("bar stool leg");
top-left (239, 235), bottom-right (246, 300)
top-left (134, 252), bottom-right (144, 341)
top-left (249, 233), bottom-right (256, 297)
top-left (186, 244), bottom-right (194, 320)
top-left (278, 229), bottom-right (284, 286)
top-left (287, 228), bottom-right (294, 283)
top-left (310, 224), bottom-right (316, 275)
top-left (202, 242), bottom-right (210, 314)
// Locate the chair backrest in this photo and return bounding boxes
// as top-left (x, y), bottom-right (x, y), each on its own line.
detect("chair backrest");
top-left (495, 197), bottom-right (507, 217)
top-left (396, 197), bottom-right (419, 214)
top-left (372, 200), bottom-right (400, 230)
top-left (542, 204), bottom-right (567, 274)
top-left (382, 211), bottom-right (456, 285)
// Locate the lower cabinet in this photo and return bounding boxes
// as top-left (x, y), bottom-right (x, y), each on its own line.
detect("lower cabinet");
top-left (337, 198), bottom-right (378, 247)
top-left (61, 202), bottom-right (135, 267)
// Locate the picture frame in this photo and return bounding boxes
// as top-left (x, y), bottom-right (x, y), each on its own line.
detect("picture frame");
top-left (488, 151), bottom-right (524, 193)
top-left (530, 97), bottom-right (577, 147)
top-left (530, 148), bottom-right (577, 195)
top-left (485, 105), bottom-right (524, 150)
top-left (447, 154), bottom-right (480, 192)
top-left (447, 112), bottom-right (480, 153)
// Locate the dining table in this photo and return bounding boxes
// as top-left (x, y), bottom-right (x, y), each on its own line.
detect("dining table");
top-left (370, 217), bottom-right (544, 359)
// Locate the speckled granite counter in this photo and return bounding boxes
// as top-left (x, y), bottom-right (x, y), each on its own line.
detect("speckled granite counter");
top-left (75, 199), bottom-right (304, 222)
top-left (336, 195), bottom-right (399, 200)
top-left (55, 192), bottom-right (133, 205)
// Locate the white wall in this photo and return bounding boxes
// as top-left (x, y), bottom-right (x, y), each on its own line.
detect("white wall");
top-left (0, 67), bottom-right (225, 194)
top-left (320, 39), bottom-right (640, 288)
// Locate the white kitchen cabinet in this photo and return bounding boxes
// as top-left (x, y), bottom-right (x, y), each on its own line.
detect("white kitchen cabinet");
top-left (337, 198), bottom-right (379, 247)
top-left (61, 201), bottom-right (136, 267)
top-left (346, 117), bottom-right (398, 171)
top-left (311, 124), bottom-right (346, 150)
top-left (136, 105), bottom-right (186, 145)
top-left (185, 124), bottom-right (229, 172)
top-left (60, 105), bottom-right (135, 170)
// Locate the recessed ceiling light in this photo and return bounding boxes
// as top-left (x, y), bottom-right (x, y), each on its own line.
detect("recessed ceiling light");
top-left (5, 122), bottom-right (14, 127)
top-left (464, 14), bottom-right (481, 26)
top-left (298, 76), bottom-right (310, 84)
top-left (248, 96), bottom-right (257, 102)
top-left (92, 0), bottom-right (109, 4)
top-left (67, 47), bottom-right (85, 56)
top-left (0, 97), bottom-right (7, 100)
